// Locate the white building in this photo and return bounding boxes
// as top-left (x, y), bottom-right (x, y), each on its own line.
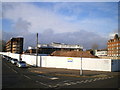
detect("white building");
top-left (38, 42), bottom-right (83, 50)
top-left (95, 50), bottom-right (107, 57)
top-left (27, 42), bottom-right (83, 54)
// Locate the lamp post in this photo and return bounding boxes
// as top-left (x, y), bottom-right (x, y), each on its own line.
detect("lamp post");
top-left (80, 52), bottom-right (83, 76)
top-left (80, 49), bottom-right (85, 76)
top-left (36, 33), bottom-right (38, 67)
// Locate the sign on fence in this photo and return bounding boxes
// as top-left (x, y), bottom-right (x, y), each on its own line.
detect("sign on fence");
top-left (67, 58), bottom-right (73, 62)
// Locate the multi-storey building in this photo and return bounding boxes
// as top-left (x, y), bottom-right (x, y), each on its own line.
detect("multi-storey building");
top-left (6, 37), bottom-right (24, 54)
top-left (107, 34), bottom-right (120, 58)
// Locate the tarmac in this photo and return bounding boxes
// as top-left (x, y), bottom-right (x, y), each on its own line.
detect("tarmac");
top-left (28, 66), bottom-right (120, 78)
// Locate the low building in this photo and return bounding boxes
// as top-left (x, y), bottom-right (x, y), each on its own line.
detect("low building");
top-left (95, 49), bottom-right (107, 57)
top-left (25, 42), bottom-right (83, 54)
top-left (6, 37), bottom-right (24, 54)
top-left (107, 34), bottom-right (120, 59)
top-left (50, 50), bottom-right (98, 58)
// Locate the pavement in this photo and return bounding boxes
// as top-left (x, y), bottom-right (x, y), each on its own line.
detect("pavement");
top-left (28, 66), bottom-right (119, 78)
top-left (2, 58), bottom-right (120, 88)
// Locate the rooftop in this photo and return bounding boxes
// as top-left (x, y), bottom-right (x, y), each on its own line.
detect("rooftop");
top-left (50, 50), bottom-right (98, 58)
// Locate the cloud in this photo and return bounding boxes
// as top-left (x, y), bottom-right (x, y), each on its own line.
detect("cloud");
top-left (108, 29), bottom-right (119, 39)
top-left (3, 2), bottom-right (79, 33)
top-left (2, 2), bottom-right (117, 50)
top-left (2, 30), bottom-right (36, 49)
top-left (3, 2), bottom-right (117, 34)
top-left (12, 18), bottom-right (31, 35)
top-left (3, 29), bottom-right (108, 50)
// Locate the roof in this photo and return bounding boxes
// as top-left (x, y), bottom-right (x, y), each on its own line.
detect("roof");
top-left (108, 34), bottom-right (120, 42)
top-left (50, 50), bottom-right (98, 58)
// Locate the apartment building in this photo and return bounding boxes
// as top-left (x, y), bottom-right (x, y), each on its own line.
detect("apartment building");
top-left (107, 34), bottom-right (120, 58)
top-left (6, 37), bottom-right (24, 54)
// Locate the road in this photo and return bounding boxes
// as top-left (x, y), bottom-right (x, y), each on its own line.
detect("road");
top-left (2, 57), bottom-right (120, 89)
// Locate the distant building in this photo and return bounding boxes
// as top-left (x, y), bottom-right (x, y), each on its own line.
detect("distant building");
top-left (38, 42), bottom-right (83, 51)
top-left (95, 49), bottom-right (107, 57)
top-left (6, 37), bottom-right (24, 54)
top-left (107, 34), bottom-right (120, 58)
top-left (25, 42), bottom-right (83, 54)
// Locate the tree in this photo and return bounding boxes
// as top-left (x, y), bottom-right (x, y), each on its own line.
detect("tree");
top-left (0, 40), bottom-right (6, 52)
top-left (92, 43), bottom-right (99, 50)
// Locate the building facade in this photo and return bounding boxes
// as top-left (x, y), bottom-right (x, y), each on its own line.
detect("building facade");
top-left (95, 50), bottom-right (107, 57)
top-left (25, 42), bottom-right (83, 54)
top-left (107, 34), bottom-right (120, 58)
top-left (6, 37), bottom-right (24, 54)
top-left (38, 42), bottom-right (83, 51)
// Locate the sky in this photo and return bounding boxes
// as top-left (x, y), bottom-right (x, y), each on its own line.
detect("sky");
top-left (2, 2), bottom-right (119, 50)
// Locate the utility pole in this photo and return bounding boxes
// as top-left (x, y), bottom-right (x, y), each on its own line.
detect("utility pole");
top-left (36, 33), bottom-right (38, 67)
top-left (80, 49), bottom-right (85, 76)
top-left (80, 52), bottom-right (83, 76)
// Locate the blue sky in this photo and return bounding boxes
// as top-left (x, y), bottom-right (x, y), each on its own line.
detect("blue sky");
top-left (2, 2), bottom-right (118, 33)
top-left (2, 2), bottom-right (118, 49)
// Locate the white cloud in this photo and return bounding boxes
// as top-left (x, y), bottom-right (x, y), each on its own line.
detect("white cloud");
top-left (3, 2), bottom-right (117, 35)
top-left (2, 2), bottom-right (117, 49)
top-left (108, 30), bottom-right (119, 39)
top-left (3, 3), bottom-right (80, 33)
top-left (3, 29), bottom-right (108, 49)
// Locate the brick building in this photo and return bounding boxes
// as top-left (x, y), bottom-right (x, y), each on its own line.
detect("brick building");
top-left (107, 34), bottom-right (120, 58)
top-left (6, 37), bottom-right (24, 54)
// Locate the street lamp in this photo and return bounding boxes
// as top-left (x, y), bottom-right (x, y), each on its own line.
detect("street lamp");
top-left (80, 49), bottom-right (85, 76)
top-left (80, 52), bottom-right (83, 76)
top-left (36, 33), bottom-right (38, 67)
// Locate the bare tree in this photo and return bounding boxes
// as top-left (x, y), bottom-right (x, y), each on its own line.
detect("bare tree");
top-left (0, 40), bottom-right (6, 52)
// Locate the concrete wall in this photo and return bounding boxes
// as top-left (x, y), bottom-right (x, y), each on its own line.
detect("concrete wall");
top-left (0, 52), bottom-right (119, 72)
top-left (41, 56), bottom-right (111, 71)
top-left (0, 52), bottom-right (20, 60)
top-left (8, 53), bottom-right (20, 60)
top-left (0, 52), bottom-right (8, 56)
top-left (21, 54), bottom-right (40, 67)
